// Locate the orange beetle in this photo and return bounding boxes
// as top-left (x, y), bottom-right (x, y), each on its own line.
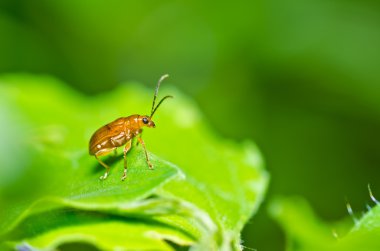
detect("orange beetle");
top-left (89, 75), bottom-right (172, 180)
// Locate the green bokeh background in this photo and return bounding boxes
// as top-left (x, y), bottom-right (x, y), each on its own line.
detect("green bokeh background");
top-left (1, 1), bottom-right (380, 250)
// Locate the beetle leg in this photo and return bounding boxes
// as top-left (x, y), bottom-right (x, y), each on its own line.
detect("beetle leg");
top-left (121, 140), bottom-right (132, 181)
top-left (95, 154), bottom-right (110, 180)
top-left (136, 130), bottom-right (143, 146)
top-left (137, 137), bottom-right (153, 169)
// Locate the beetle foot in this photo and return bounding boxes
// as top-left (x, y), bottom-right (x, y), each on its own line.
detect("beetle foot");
top-left (121, 171), bottom-right (127, 181)
top-left (148, 163), bottom-right (154, 170)
top-left (100, 172), bottom-right (108, 180)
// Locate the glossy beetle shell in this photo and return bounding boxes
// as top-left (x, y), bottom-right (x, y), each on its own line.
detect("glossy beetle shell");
top-left (89, 114), bottom-right (154, 156)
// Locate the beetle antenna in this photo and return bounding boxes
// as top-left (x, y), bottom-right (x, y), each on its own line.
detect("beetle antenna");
top-left (151, 95), bottom-right (173, 118)
top-left (151, 74), bottom-right (169, 116)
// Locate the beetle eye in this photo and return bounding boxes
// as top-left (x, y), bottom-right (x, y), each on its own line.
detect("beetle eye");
top-left (142, 117), bottom-right (149, 124)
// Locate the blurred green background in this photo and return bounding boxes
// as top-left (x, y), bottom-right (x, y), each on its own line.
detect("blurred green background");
top-left (1, 0), bottom-right (380, 250)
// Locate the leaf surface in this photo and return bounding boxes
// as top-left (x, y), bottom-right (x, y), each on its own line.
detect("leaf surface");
top-left (0, 74), bottom-right (268, 250)
top-left (269, 196), bottom-right (380, 251)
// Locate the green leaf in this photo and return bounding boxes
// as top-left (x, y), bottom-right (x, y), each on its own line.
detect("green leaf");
top-left (5, 209), bottom-right (193, 251)
top-left (0, 74), bottom-right (268, 250)
top-left (269, 196), bottom-right (380, 251)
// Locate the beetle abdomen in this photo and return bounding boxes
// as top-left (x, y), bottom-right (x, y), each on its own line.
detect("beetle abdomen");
top-left (89, 117), bottom-right (131, 155)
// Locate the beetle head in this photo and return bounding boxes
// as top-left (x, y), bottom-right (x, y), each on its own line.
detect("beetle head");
top-left (140, 115), bottom-right (155, 128)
